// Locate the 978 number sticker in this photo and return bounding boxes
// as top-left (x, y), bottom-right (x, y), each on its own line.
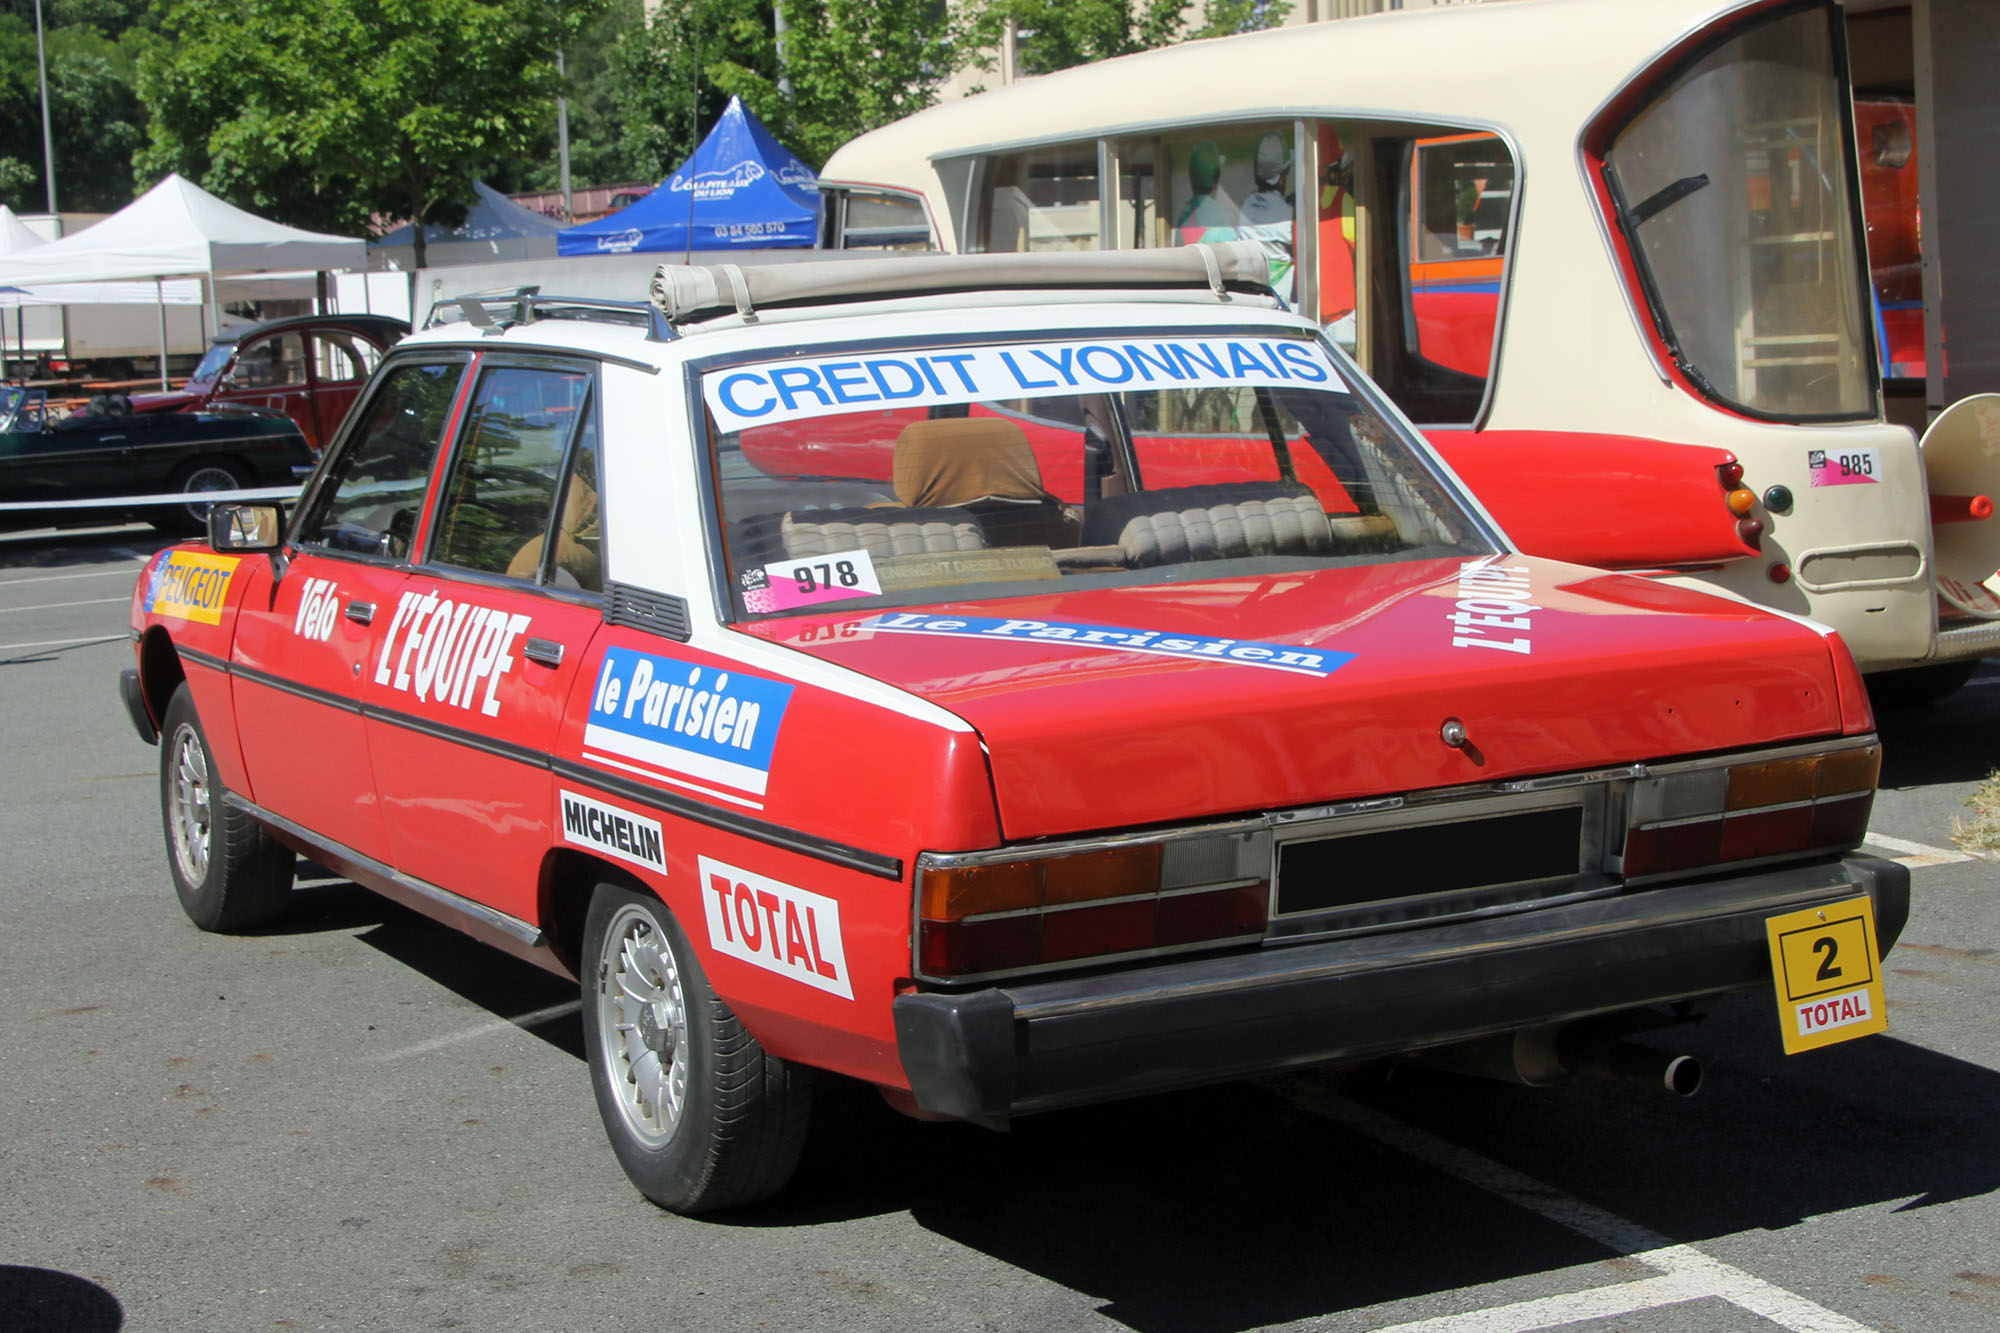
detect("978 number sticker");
top-left (739, 547), bottom-right (883, 614)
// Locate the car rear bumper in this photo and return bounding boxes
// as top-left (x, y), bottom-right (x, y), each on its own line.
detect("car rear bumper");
top-left (892, 854), bottom-right (1909, 1119)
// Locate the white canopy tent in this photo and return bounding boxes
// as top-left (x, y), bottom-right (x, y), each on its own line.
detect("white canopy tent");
top-left (0, 178), bottom-right (364, 387)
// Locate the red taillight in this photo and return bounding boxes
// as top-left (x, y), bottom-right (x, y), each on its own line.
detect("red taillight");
top-left (1621, 744), bottom-right (1879, 881)
top-left (915, 835), bottom-right (1269, 980)
top-left (1719, 460), bottom-right (1745, 488)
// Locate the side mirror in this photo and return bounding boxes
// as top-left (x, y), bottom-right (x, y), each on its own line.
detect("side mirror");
top-left (209, 503), bottom-right (283, 553)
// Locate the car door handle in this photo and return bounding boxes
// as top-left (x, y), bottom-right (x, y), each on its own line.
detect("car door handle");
top-left (523, 638), bottom-right (564, 668)
top-left (344, 601), bottom-right (375, 625)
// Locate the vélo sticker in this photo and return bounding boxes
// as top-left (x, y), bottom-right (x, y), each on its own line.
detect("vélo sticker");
top-left (741, 547), bottom-right (882, 614)
top-left (1807, 447), bottom-right (1881, 487)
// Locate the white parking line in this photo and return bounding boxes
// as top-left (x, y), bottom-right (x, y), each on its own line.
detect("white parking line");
top-left (0, 634), bottom-right (126, 652)
top-left (1273, 1080), bottom-right (1873, 1333)
top-left (1862, 831), bottom-right (1977, 866)
top-left (0, 566), bottom-right (143, 587)
top-left (0, 596), bottom-right (129, 614)
top-left (364, 1000), bottom-right (582, 1062)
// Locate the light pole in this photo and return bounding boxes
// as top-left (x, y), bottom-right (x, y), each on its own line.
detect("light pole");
top-left (34, 0), bottom-right (56, 213)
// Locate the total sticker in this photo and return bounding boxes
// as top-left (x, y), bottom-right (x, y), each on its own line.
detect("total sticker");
top-left (741, 547), bottom-right (882, 614)
top-left (1807, 447), bottom-right (1881, 487)
top-left (698, 855), bottom-right (851, 999)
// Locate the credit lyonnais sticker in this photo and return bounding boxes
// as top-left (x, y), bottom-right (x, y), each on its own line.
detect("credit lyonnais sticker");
top-left (1765, 896), bottom-right (1888, 1054)
top-left (704, 336), bottom-right (1343, 433)
top-left (1807, 447), bottom-right (1881, 487)
top-left (742, 547), bottom-right (882, 614)
top-left (144, 550), bottom-right (241, 625)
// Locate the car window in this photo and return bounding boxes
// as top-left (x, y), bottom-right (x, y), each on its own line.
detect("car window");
top-left (235, 332), bottom-right (310, 389)
top-left (300, 362), bottom-right (462, 558)
top-left (429, 365), bottom-right (593, 582)
top-left (707, 331), bottom-right (1484, 620)
top-left (312, 332), bottom-right (382, 385)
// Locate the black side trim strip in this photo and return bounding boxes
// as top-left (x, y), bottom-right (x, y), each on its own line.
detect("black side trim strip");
top-left (552, 758), bottom-right (905, 881)
top-left (228, 658), bottom-right (363, 712)
top-left (213, 649), bottom-right (905, 880)
top-left (224, 792), bottom-right (548, 954)
top-left (178, 644), bottom-right (233, 675)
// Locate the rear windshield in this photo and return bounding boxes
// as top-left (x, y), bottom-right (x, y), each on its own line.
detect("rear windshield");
top-left (702, 331), bottom-right (1489, 620)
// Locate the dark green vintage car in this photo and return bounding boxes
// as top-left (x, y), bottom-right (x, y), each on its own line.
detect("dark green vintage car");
top-left (0, 387), bottom-right (314, 534)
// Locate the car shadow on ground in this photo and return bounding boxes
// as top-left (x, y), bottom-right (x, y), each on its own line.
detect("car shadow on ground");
top-left (317, 866), bottom-right (2000, 1332)
top-left (0, 1266), bottom-right (123, 1333)
top-left (1874, 667), bottom-right (2000, 788)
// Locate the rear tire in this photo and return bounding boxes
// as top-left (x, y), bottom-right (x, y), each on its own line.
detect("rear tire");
top-left (1868, 659), bottom-right (1979, 708)
top-left (159, 684), bottom-right (294, 930)
top-left (156, 458), bottom-right (251, 535)
top-left (581, 881), bottom-right (813, 1213)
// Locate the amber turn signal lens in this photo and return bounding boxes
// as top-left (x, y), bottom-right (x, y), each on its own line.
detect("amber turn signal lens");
top-left (919, 862), bottom-right (1041, 921)
top-left (1726, 756), bottom-right (1818, 810)
top-left (919, 845), bottom-right (1166, 921)
top-left (1814, 744), bottom-right (1882, 797)
top-left (1726, 487), bottom-right (1757, 516)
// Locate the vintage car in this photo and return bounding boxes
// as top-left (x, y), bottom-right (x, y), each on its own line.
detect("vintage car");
top-left (0, 386), bottom-right (312, 534)
top-left (123, 247), bottom-right (1906, 1214)
top-left (130, 314), bottom-right (410, 453)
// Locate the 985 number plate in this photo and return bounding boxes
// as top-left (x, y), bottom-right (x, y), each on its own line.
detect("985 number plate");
top-left (1764, 896), bottom-right (1888, 1054)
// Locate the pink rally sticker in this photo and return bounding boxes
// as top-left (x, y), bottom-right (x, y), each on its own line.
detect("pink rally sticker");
top-left (740, 548), bottom-right (883, 614)
top-left (1807, 447), bottom-right (1881, 487)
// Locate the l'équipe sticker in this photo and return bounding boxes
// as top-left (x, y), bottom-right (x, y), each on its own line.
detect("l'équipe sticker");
top-left (583, 647), bottom-right (794, 802)
top-left (1447, 561), bottom-right (1535, 654)
top-left (860, 612), bottom-right (1351, 677)
top-left (704, 336), bottom-right (1343, 433)
top-left (373, 588), bottom-right (531, 717)
top-left (699, 855), bottom-right (851, 999)
top-left (145, 550), bottom-right (241, 625)
top-left (740, 546), bottom-right (882, 614)
top-left (558, 789), bottom-right (666, 874)
top-left (1807, 447), bottom-right (1881, 487)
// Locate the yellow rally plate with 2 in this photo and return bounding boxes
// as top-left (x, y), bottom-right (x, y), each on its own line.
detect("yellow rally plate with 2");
top-left (1764, 895), bottom-right (1888, 1054)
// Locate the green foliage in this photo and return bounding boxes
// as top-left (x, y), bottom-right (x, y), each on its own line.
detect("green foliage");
top-left (716, 0), bottom-right (957, 168)
top-left (0, 5), bottom-right (154, 212)
top-left (137, 0), bottom-right (571, 261)
top-left (960, 0), bottom-right (1287, 79)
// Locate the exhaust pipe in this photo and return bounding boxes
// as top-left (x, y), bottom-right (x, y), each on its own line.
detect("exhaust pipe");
top-left (1414, 1027), bottom-right (1702, 1097)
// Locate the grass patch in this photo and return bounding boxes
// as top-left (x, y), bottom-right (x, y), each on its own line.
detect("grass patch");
top-left (1952, 768), bottom-right (2000, 858)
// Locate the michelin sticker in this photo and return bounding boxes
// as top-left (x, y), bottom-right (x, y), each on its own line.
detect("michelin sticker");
top-left (1448, 561), bottom-right (1535, 654)
top-left (583, 647), bottom-right (794, 803)
top-left (860, 612), bottom-right (1352, 677)
top-left (374, 588), bottom-right (532, 716)
top-left (704, 336), bottom-right (1342, 433)
top-left (558, 789), bottom-right (667, 874)
top-left (145, 550), bottom-right (241, 626)
top-left (698, 855), bottom-right (851, 999)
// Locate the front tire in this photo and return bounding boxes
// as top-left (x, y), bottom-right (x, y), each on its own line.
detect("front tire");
top-left (581, 881), bottom-right (813, 1213)
top-left (159, 684), bottom-right (294, 930)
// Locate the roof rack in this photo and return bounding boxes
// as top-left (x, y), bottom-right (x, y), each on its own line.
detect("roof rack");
top-left (648, 242), bottom-right (1277, 326)
top-left (428, 287), bottom-right (677, 341)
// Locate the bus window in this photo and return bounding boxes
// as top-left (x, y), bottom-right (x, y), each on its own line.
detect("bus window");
top-left (824, 187), bottom-right (935, 251)
top-left (1407, 134), bottom-right (1515, 381)
top-left (981, 145), bottom-right (1099, 251)
top-left (1136, 126), bottom-right (1298, 304)
top-left (1602, 2), bottom-right (1870, 419)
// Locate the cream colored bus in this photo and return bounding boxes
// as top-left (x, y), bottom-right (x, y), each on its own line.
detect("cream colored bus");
top-left (821, 0), bottom-right (2000, 693)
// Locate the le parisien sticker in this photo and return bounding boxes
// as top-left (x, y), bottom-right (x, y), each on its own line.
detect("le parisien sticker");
top-left (1764, 896), bottom-right (1888, 1054)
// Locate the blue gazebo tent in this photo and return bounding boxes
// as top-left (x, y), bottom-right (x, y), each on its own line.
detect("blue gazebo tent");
top-left (370, 180), bottom-right (565, 269)
top-left (558, 96), bottom-right (819, 257)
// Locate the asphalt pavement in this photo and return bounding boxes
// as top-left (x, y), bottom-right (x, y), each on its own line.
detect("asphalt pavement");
top-left (1, 526), bottom-right (1995, 1332)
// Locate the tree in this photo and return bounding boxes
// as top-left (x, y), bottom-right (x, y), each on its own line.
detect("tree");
top-left (137, 0), bottom-right (574, 266)
top-left (960, 0), bottom-right (1287, 79)
top-left (710, 0), bottom-right (957, 168)
top-left (0, 1), bottom-right (156, 213)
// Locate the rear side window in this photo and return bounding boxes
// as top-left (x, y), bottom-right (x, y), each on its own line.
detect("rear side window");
top-left (429, 365), bottom-right (593, 582)
top-left (301, 361), bottom-right (462, 558)
top-left (312, 332), bottom-right (385, 386)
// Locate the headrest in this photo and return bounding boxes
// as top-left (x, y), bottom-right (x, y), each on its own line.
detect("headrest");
top-left (892, 416), bottom-right (1047, 508)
